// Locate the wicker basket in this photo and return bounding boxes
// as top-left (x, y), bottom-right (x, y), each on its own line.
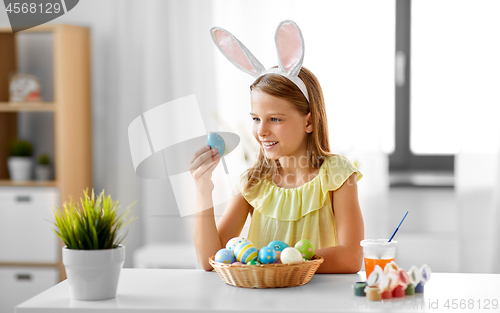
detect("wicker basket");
top-left (208, 254), bottom-right (324, 288)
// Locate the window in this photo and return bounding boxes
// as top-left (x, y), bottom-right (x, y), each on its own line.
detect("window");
top-left (390, 0), bottom-right (454, 187)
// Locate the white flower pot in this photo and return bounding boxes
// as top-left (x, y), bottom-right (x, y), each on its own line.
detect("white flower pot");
top-left (7, 156), bottom-right (33, 181)
top-left (35, 165), bottom-right (51, 181)
top-left (62, 245), bottom-right (125, 301)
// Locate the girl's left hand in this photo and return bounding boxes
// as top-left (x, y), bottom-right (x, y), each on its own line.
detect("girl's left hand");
top-left (189, 145), bottom-right (221, 196)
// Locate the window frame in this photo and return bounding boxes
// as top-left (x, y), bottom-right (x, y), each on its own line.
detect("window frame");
top-left (390, 0), bottom-right (454, 174)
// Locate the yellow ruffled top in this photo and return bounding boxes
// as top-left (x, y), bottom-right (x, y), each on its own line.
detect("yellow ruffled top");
top-left (238, 154), bottom-right (362, 250)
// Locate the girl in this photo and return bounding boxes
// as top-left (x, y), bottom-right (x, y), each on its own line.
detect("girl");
top-left (190, 21), bottom-right (364, 273)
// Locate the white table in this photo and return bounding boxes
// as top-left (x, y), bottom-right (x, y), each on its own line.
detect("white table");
top-left (16, 269), bottom-right (500, 312)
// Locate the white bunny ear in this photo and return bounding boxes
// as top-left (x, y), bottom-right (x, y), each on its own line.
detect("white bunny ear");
top-left (210, 27), bottom-right (265, 77)
top-left (275, 20), bottom-right (305, 77)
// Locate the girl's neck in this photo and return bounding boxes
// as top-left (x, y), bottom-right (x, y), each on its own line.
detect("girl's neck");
top-left (274, 155), bottom-right (320, 188)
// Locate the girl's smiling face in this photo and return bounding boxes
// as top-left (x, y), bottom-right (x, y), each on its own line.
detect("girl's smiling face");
top-left (250, 90), bottom-right (312, 161)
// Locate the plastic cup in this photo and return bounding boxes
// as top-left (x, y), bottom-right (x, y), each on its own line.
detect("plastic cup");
top-left (360, 239), bottom-right (398, 279)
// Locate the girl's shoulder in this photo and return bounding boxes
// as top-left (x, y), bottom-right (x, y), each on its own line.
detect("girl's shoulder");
top-left (318, 154), bottom-right (363, 190)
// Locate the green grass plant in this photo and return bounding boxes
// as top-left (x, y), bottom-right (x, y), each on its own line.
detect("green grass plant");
top-left (8, 139), bottom-right (33, 157)
top-left (37, 154), bottom-right (50, 165)
top-left (52, 189), bottom-right (136, 250)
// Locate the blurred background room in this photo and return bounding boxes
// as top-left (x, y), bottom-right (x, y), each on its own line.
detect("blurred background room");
top-left (1, 0), bottom-right (500, 311)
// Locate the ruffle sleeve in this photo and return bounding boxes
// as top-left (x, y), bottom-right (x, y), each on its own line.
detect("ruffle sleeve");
top-left (237, 154), bottom-right (362, 222)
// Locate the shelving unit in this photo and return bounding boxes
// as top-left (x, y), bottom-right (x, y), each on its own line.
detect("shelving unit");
top-left (0, 180), bottom-right (57, 187)
top-left (0, 24), bottom-right (92, 310)
top-left (0, 102), bottom-right (56, 111)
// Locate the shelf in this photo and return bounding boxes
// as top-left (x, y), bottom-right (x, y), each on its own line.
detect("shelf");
top-left (0, 180), bottom-right (57, 187)
top-left (0, 262), bottom-right (59, 268)
top-left (389, 171), bottom-right (454, 188)
top-left (0, 24), bottom-right (91, 283)
top-left (0, 24), bottom-right (69, 34)
top-left (0, 102), bottom-right (55, 112)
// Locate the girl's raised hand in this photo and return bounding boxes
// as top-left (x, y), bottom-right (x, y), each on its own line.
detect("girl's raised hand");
top-left (189, 145), bottom-right (221, 195)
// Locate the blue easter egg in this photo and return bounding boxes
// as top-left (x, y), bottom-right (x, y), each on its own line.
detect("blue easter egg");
top-left (267, 240), bottom-right (289, 260)
top-left (234, 242), bottom-right (258, 263)
top-left (267, 240), bottom-right (289, 252)
top-left (214, 248), bottom-right (235, 264)
top-left (258, 247), bottom-right (278, 264)
top-left (207, 133), bottom-right (226, 157)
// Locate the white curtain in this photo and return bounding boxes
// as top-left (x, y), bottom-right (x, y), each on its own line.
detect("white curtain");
top-left (109, 0), bottom-right (220, 265)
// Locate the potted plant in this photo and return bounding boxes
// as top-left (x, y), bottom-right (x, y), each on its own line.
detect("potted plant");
top-left (52, 189), bottom-right (136, 301)
top-left (7, 139), bottom-right (33, 181)
top-left (35, 153), bottom-right (51, 181)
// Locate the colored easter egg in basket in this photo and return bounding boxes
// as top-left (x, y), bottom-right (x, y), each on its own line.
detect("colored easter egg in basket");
top-left (214, 248), bottom-right (235, 264)
top-left (232, 262), bottom-right (244, 265)
top-left (280, 247), bottom-right (304, 265)
top-left (234, 242), bottom-right (258, 263)
top-left (246, 260), bottom-right (260, 265)
top-left (225, 237), bottom-right (249, 251)
top-left (294, 239), bottom-right (315, 260)
top-left (258, 247), bottom-right (278, 264)
top-left (206, 132), bottom-right (226, 157)
top-left (267, 240), bottom-right (289, 259)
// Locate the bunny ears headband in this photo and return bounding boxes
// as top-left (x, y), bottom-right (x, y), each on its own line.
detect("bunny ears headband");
top-left (210, 20), bottom-right (309, 102)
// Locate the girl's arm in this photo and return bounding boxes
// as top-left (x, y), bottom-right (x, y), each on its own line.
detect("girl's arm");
top-left (314, 173), bottom-right (364, 274)
top-left (191, 146), bottom-right (251, 271)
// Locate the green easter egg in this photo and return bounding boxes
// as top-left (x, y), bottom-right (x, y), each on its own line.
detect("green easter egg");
top-left (294, 239), bottom-right (315, 260)
top-left (246, 260), bottom-right (260, 265)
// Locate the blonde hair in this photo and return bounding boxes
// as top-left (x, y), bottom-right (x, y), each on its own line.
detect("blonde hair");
top-left (243, 66), bottom-right (332, 192)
